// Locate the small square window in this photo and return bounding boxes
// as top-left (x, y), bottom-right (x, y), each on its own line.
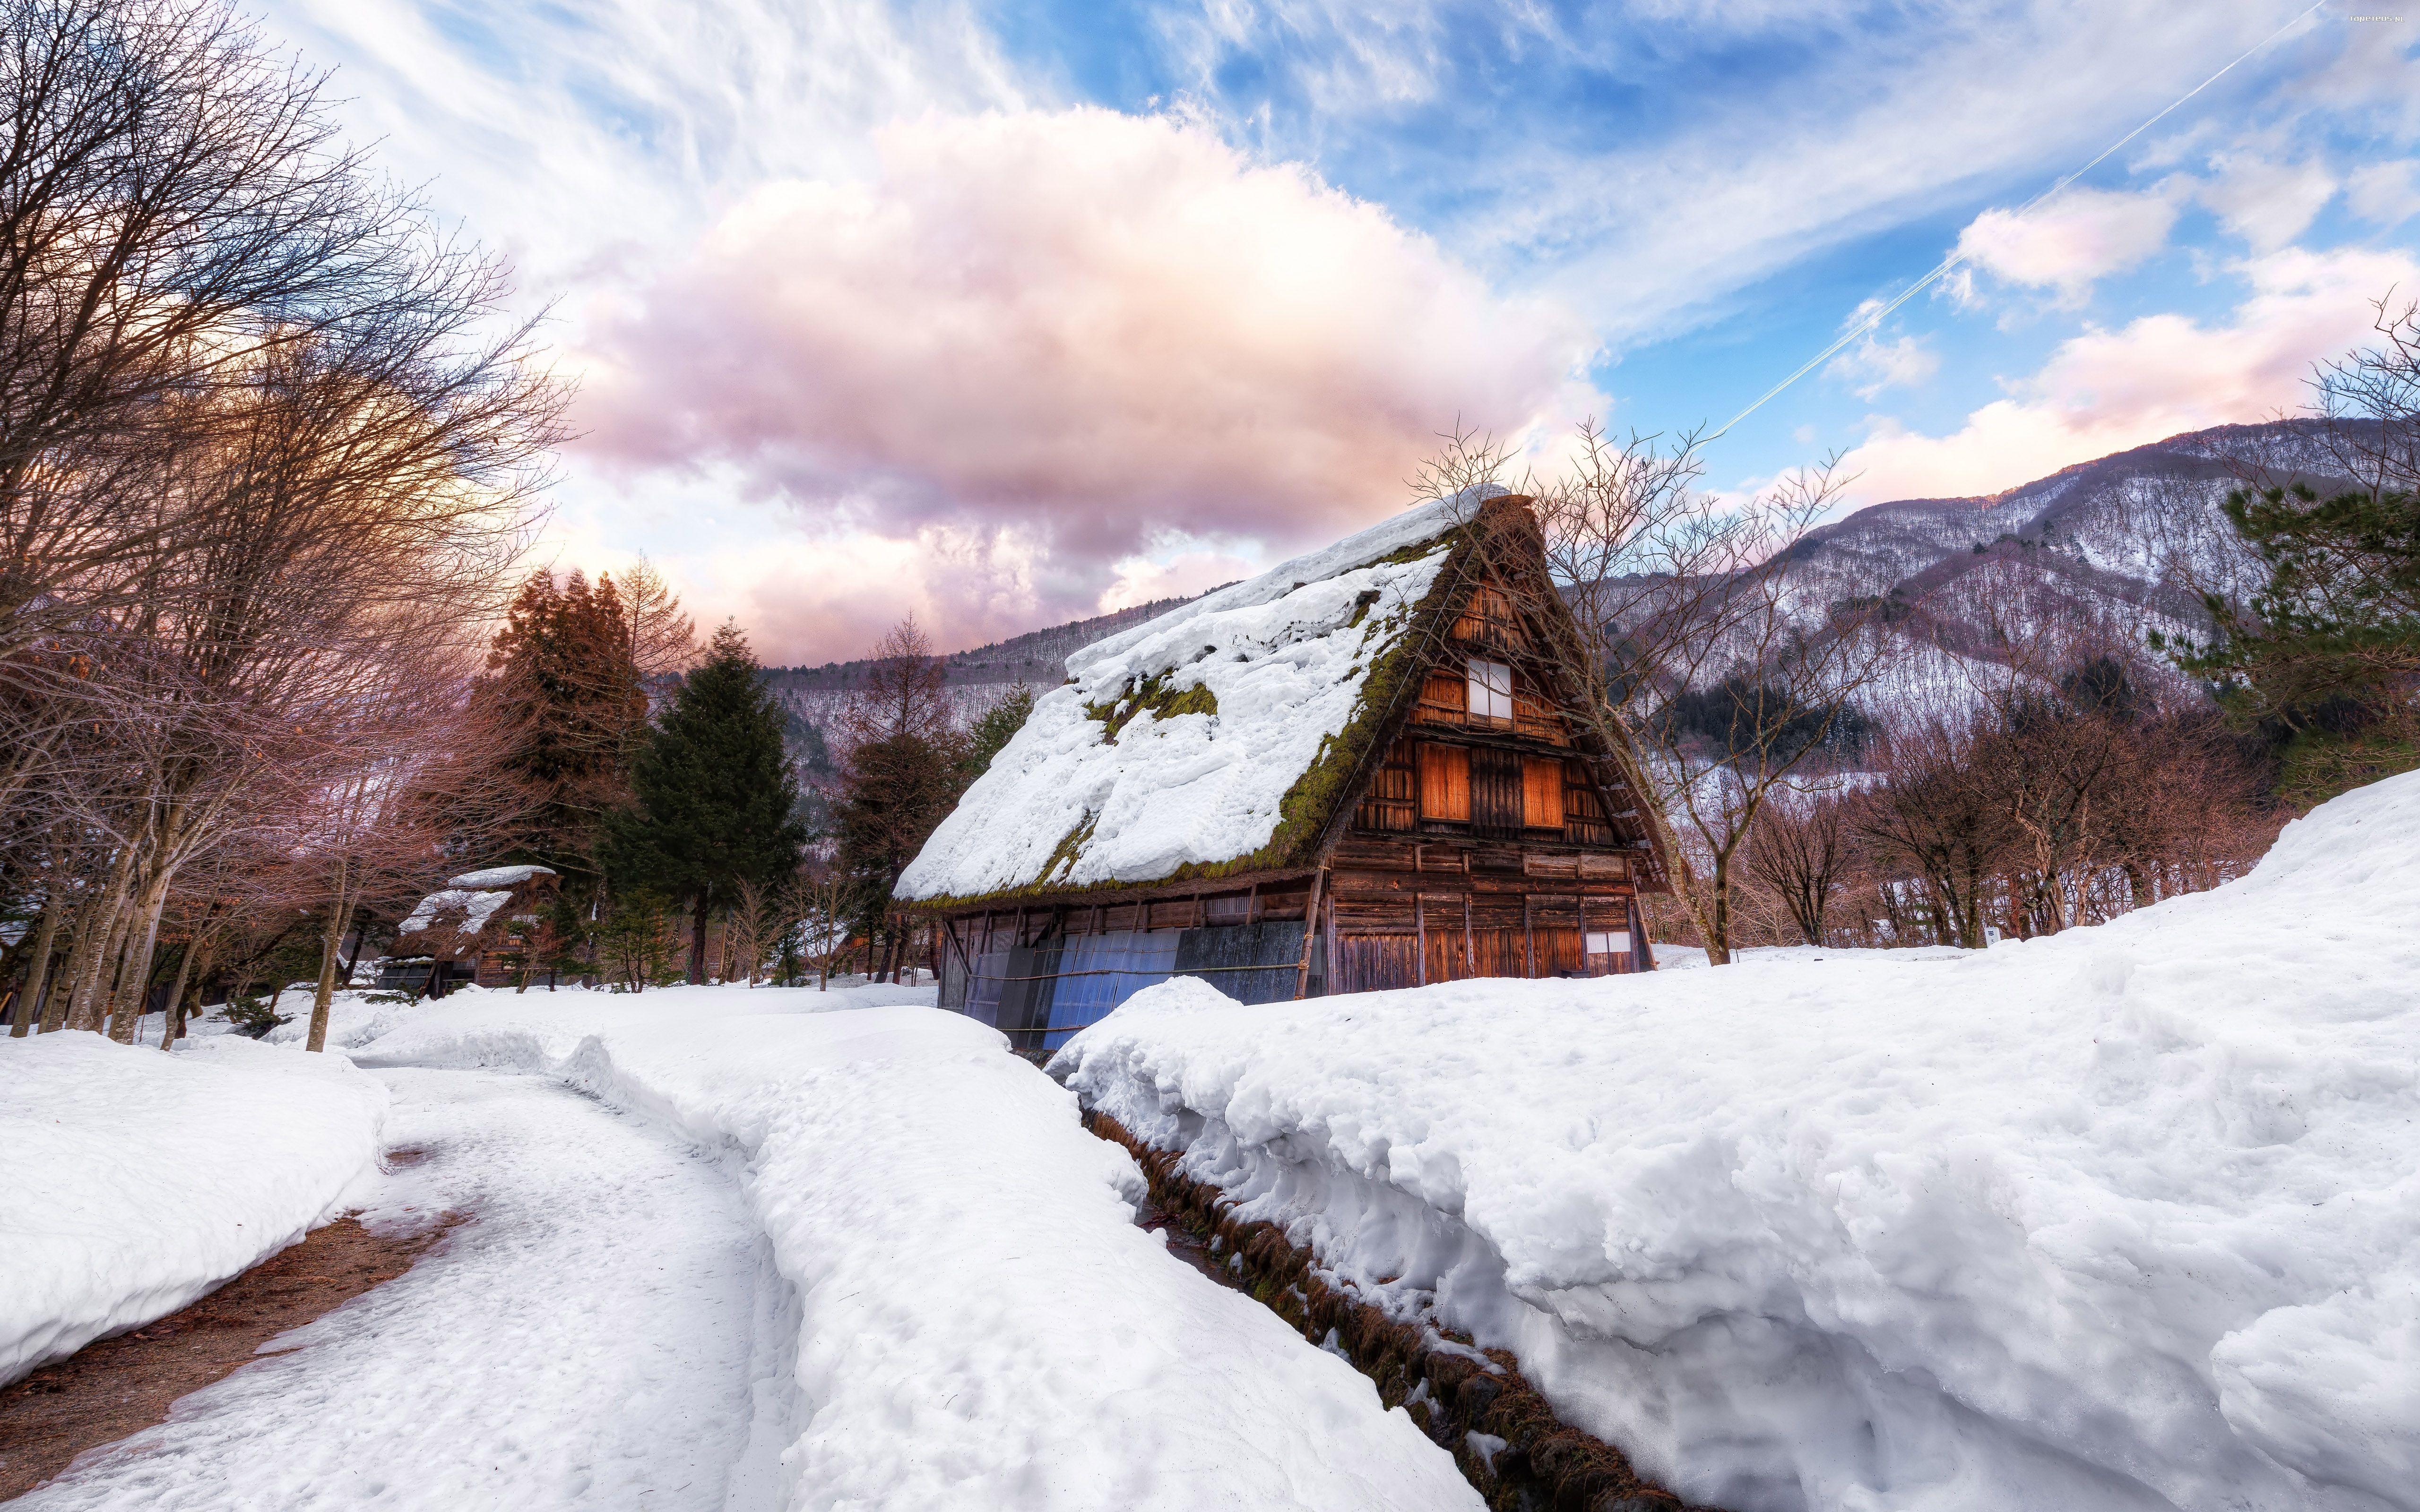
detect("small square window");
top-left (1584, 930), bottom-right (1630, 956)
top-left (1468, 656), bottom-right (1512, 720)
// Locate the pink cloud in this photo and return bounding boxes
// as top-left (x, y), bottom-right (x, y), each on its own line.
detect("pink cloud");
top-left (573, 106), bottom-right (1595, 660)
top-left (1838, 245), bottom-right (2420, 504)
top-left (1954, 185), bottom-right (2181, 304)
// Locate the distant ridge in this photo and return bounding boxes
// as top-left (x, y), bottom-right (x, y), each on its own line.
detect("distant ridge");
top-left (770, 418), bottom-right (2366, 746)
top-left (768, 592), bottom-right (1217, 693)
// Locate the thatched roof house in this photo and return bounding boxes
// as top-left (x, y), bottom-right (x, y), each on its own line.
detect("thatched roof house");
top-left (379, 865), bottom-right (560, 994)
top-left (899, 491), bottom-right (1672, 1053)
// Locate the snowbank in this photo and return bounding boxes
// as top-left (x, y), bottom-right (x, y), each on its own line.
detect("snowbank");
top-left (1059, 773), bottom-right (2420, 1512)
top-left (349, 984), bottom-right (1479, 1512)
top-left (0, 1031), bottom-right (389, 1384)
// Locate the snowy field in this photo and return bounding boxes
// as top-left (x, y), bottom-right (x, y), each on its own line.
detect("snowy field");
top-left (1, 1031), bottom-right (388, 1383)
top-left (1061, 771), bottom-right (2420, 1512)
top-left (13, 982), bottom-right (1477, 1512)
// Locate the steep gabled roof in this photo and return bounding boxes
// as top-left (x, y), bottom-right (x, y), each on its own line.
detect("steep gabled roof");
top-left (897, 494), bottom-right (1497, 907)
top-left (394, 866), bottom-right (559, 961)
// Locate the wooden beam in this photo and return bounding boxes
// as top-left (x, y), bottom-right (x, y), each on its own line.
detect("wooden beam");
top-left (1414, 893), bottom-right (1427, 987)
top-left (1294, 868), bottom-right (1327, 1000)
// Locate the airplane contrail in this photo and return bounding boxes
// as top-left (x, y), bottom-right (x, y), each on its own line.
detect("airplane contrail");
top-left (1708, 0), bottom-right (2334, 442)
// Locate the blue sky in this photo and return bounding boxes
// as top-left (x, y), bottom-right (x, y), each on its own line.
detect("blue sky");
top-left (254, 0), bottom-right (2418, 663)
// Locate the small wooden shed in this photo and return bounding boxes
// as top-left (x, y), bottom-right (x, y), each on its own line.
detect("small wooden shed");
top-left (898, 493), bottom-right (1672, 1054)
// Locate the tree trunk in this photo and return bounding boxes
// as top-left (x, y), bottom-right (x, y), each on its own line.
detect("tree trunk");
top-left (340, 910), bottom-right (370, 986)
top-left (689, 892), bottom-right (710, 985)
top-left (159, 941), bottom-right (200, 1050)
top-left (175, 944), bottom-right (209, 1041)
top-left (12, 878), bottom-right (64, 1037)
top-left (307, 865), bottom-right (350, 1053)
top-left (107, 872), bottom-right (174, 1042)
top-left (60, 851), bottom-right (135, 1031)
top-left (69, 885), bottom-right (136, 1033)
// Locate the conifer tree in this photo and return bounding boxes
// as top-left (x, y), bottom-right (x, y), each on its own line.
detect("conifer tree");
top-left (481, 569), bottom-right (651, 878)
top-left (605, 622), bottom-right (806, 982)
top-left (960, 682), bottom-right (1036, 785)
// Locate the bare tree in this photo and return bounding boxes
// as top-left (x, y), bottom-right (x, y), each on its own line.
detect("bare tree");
top-left (1420, 423), bottom-right (1890, 963)
top-left (0, 0), bottom-right (506, 661)
top-left (1745, 786), bottom-right (1857, 946)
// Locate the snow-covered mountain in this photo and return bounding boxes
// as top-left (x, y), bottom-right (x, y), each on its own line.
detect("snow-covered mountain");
top-left (779, 419), bottom-right (2368, 746)
top-left (1790, 419), bottom-right (2365, 651)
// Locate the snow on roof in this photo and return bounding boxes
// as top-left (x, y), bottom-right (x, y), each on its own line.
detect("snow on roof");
top-left (898, 492), bottom-right (1489, 903)
top-left (397, 888), bottom-right (515, 937)
top-left (447, 864), bottom-right (557, 890)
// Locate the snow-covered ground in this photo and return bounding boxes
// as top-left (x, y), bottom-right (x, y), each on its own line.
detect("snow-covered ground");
top-left (0, 1031), bottom-right (388, 1384)
top-left (14, 981), bottom-right (1478, 1511)
top-left (22, 1063), bottom-right (770, 1512)
top-left (1651, 942), bottom-right (1972, 971)
top-left (1060, 772), bottom-right (2420, 1512)
top-left (336, 984), bottom-right (1478, 1511)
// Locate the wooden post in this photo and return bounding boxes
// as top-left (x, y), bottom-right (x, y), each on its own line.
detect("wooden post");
top-left (1523, 895), bottom-right (1536, 978)
top-left (1293, 869), bottom-right (1328, 999)
top-left (1325, 886), bottom-right (1340, 994)
top-left (1461, 893), bottom-right (1477, 978)
top-left (1414, 893), bottom-right (1427, 987)
top-left (1578, 893), bottom-right (1590, 978)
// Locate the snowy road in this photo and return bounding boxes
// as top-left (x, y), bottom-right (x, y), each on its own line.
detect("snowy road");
top-left (19, 1065), bottom-right (782, 1512)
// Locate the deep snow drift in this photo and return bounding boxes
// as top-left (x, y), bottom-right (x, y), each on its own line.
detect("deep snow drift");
top-left (0, 1031), bottom-right (389, 1383)
top-left (342, 984), bottom-right (1481, 1512)
top-left (1060, 772), bottom-right (2420, 1512)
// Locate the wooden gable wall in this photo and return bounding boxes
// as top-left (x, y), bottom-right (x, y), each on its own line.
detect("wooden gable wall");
top-left (1315, 557), bottom-right (1653, 993)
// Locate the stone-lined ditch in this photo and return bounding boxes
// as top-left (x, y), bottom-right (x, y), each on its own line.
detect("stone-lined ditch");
top-left (1089, 1109), bottom-right (1723, 1512)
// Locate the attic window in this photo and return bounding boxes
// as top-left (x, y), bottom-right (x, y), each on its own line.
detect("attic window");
top-left (1467, 656), bottom-right (1512, 721)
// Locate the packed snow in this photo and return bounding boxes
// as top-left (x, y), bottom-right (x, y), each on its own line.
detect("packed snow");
top-left (21, 1054), bottom-right (769, 1512)
top-left (1060, 772), bottom-right (2420, 1512)
top-left (16, 983), bottom-right (1478, 1508)
top-left (898, 493), bottom-right (1483, 900)
top-left (0, 1031), bottom-right (388, 1384)
top-left (23, 983), bottom-right (1462, 1510)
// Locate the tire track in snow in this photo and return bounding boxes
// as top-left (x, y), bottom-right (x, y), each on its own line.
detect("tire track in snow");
top-left (16, 1066), bottom-right (775, 1512)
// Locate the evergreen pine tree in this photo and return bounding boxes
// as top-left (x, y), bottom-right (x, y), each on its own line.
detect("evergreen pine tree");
top-left (605, 622), bottom-right (806, 981)
top-left (959, 681), bottom-right (1035, 785)
top-left (2159, 481), bottom-right (2420, 804)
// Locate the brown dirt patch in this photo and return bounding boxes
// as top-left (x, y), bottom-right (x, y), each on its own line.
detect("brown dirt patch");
top-left (0, 1207), bottom-right (456, 1501)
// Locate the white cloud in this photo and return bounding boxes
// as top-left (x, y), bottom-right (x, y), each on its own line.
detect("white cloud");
top-left (1837, 244), bottom-right (2420, 502)
top-left (2347, 160), bottom-right (2420, 227)
top-left (1098, 548), bottom-right (1259, 612)
top-left (256, 0), bottom-right (1032, 309)
top-left (574, 108), bottom-right (1600, 659)
top-left (1484, 6), bottom-right (2321, 339)
top-left (1954, 186), bottom-right (2182, 303)
top-left (2200, 155), bottom-right (2339, 252)
top-left (1826, 332), bottom-right (1941, 399)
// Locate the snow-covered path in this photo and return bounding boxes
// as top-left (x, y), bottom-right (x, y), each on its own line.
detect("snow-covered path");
top-left (20, 1065), bottom-right (780, 1512)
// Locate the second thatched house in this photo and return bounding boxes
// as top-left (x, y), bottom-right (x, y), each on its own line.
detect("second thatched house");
top-left (897, 491), bottom-right (1673, 1054)
top-left (376, 864), bottom-right (561, 996)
